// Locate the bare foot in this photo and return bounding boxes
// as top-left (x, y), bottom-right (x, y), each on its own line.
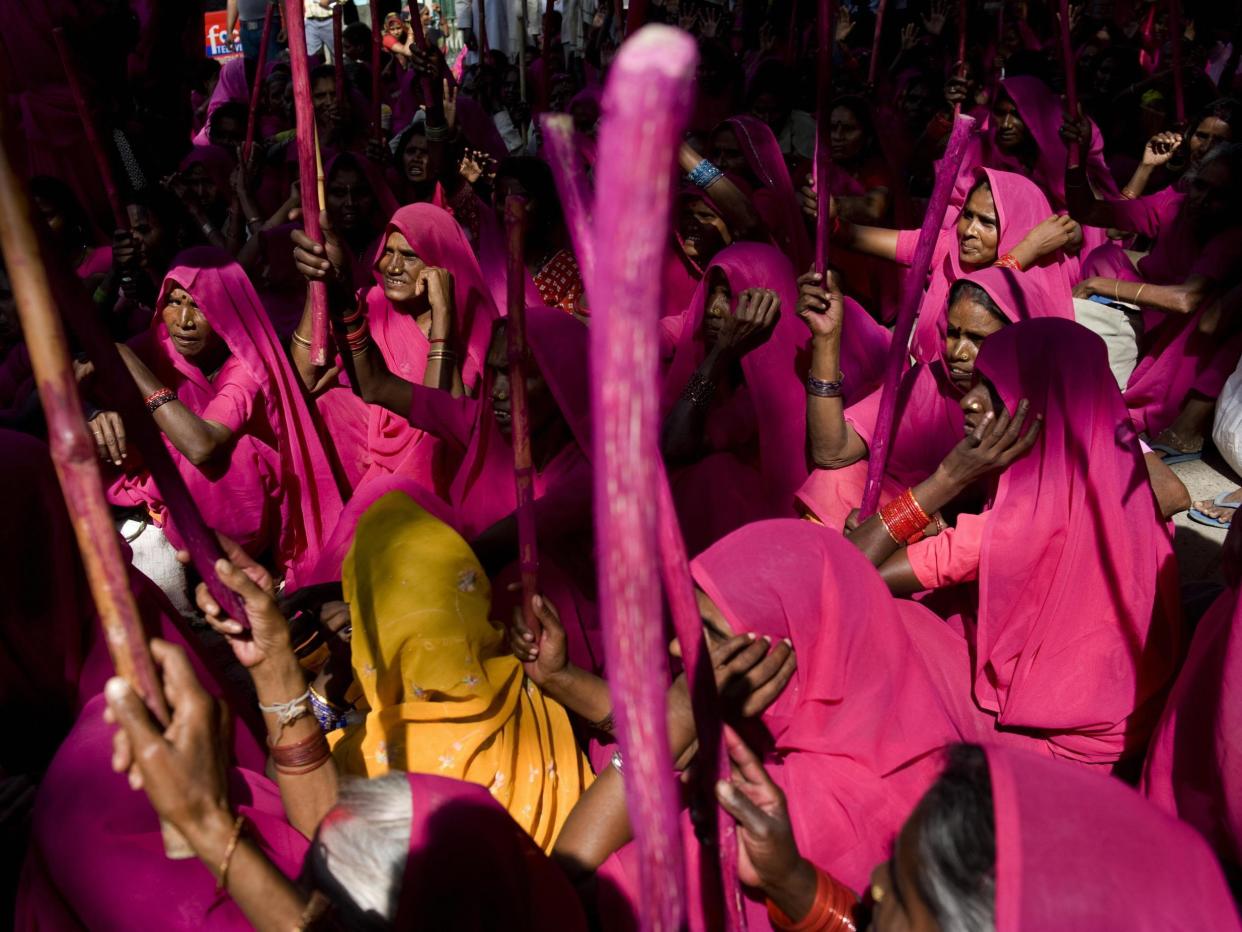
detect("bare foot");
top-left (1191, 486), bottom-right (1242, 524)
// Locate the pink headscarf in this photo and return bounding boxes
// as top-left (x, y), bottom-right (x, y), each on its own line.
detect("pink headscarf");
top-left (714, 115), bottom-right (813, 270)
top-left (988, 744), bottom-right (1242, 930)
top-left (973, 318), bottom-right (1181, 764)
top-left (911, 167), bottom-right (1075, 364)
top-left (109, 249), bottom-right (344, 588)
top-left (1142, 520), bottom-right (1242, 867)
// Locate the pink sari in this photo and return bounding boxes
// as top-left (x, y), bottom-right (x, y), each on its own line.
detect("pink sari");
top-left (107, 249), bottom-right (343, 588)
top-left (1142, 522), bottom-right (1242, 867)
top-left (315, 203), bottom-right (498, 496)
top-left (988, 744), bottom-right (1242, 930)
top-left (715, 115), bottom-right (813, 270)
top-left (798, 266), bottom-right (1058, 530)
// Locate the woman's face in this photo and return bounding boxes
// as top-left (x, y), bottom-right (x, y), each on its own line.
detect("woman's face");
top-left (265, 76), bottom-right (289, 115)
top-left (32, 195), bottom-right (65, 238)
top-left (679, 197), bottom-right (729, 263)
top-left (377, 231), bottom-right (426, 303)
top-left (182, 163), bottom-right (220, 209)
top-left (959, 376), bottom-right (1004, 437)
top-left (992, 97), bottom-right (1028, 151)
top-left (386, 16), bottom-right (405, 37)
top-left (945, 296), bottom-right (1006, 391)
top-left (325, 166), bottom-right (377, 234)
top-left (710, 127), bottom-right (749, 178)
top-left (829, 105), bottom-right (867, 162)
top-left (162, 286), bottom-right (222, 360)
top-left (867, 817), bottom-right (943, 932)
top-left (126, 204), bottom-right (166, 269)
top-left (486, 323), bottom-right (557, 439)
top-left (1188, 116), bottom-right (1232, 165)
top-left (899, 80), bottom-right (933, 127)
top-left (1185, 158), bottom-right (1235, 232)
top-left (955, 185), bottom-right (1000, 266)
top-left (402, 132), bottom-right (430, 182)
top-left (702, 272), bottom-right (732, 348)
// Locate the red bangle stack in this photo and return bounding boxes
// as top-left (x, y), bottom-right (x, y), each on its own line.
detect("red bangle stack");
top-left (767, 867), bottom-right (859, 932)
top-left (269, 730), bottom-right (331, 776)
top-left (145, 387), bottom-right (176, 413)
top-left (993, 253), bottom-right (1023, 271)
top-left (879, 488), bottom-right (931, 545)
top-left (344, 321), bottom-right (371, 355)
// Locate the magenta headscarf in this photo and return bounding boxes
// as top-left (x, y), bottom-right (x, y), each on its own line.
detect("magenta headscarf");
top-left (110, 249), bottom-right (344, 588)
top-left (911, 167), bottom-right (1075, 364)
top-left (714, 115), bottom-right (813, 270)
top-left (1142, 520), bottom-right (1242, 867)
top-left (988, 745), bottom-right (1241, 930)
top-left (973, 318), bottom-right (1181, 764)
top-left (356, 202), bottom-right (499, 489)
top-left (394, 774), bottom-right (587, 930)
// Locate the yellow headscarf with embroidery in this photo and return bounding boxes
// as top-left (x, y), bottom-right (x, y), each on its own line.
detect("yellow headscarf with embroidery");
top-left (331, 493), bottom-right (593, 851)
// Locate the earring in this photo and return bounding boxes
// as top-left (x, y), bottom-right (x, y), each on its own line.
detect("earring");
top-left (870, 883), bottom-right (886, 904)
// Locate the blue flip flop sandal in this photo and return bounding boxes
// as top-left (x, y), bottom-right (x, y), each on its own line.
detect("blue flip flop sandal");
top-left (1187, 491), bottom-right (1240, 530)
top-left (1147, 440), bottom-right (1204, 465)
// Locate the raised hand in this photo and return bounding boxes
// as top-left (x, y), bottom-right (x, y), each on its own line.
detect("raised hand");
top-left (700, 6), bottom-right (722, 37)
top-left (1141, 131), bottom-right (1183, 167)
top-left (922, 0), bottom-right (949, 36)
top-left (443, 79), bottom-right (459, 131)
top-left (797, 271), bottom-right (845, 343)
top-left (835, 5), bottom-right (855, 42)
top-left (415, 266), bottom-right (454, 312)
top-left (716, 288), bottom-right (781, 358)
top-left (291, 208), bottom-right (348, 286)
top-left (900, 22), bottom-right (918, 50)
top-left (509, 593), bottom-right (569, 688)
top-left (194, 557), bottom-right (295, 673)
top-left (679, 4), bottom-right (698, 33)
top-left (1020, 214), bottom-right (1080, 259)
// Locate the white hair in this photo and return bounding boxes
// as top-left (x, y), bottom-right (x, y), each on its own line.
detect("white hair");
top-left (309, 773), bottom-right (412, 926)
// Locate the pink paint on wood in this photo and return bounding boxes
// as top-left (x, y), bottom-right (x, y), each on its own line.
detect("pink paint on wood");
top-left (859, 113), bottom-right (976, 518)
top-left (815, 0), bottom-right (834, 274)
top-left (1058, 0), bottom-right (1081, 165)
top-left (51, 28), bottom-right (126, 230)
top-left (539, 114), bottom-right (596, 287)
top-left (285, 0), bottom-right (331, 365)
top-left (243, 4), bottom-right (277, 166)
top-left (868, 0), bottom-right (888, 87)
top-left (590, 25), bottom-right (698, 932)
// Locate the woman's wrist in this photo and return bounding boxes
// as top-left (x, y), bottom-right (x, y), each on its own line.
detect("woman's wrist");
top-left (250, 655), bottom-right (308, 704)
top-left (809, 335), bottom-right (842, 377)
top-left (181, 801), bottom-right (237, 867)
top-left (764, 857), bottom-right (820, 923)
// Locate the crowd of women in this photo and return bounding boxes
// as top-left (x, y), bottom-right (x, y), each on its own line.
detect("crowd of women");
top-left (2, 0), bottom-right (1242, 928)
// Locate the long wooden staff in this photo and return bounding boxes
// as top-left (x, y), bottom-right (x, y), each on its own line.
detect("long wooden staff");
top-left (868, 0), bottom-right (889, 86)
top-left (51, 27), bottom-right (126, 229)
top-left (407, 1), bottom-right (440, 108)
top-left (1169, 0), bottom-right (1185, 125)
top-left (859, 113), bottom-right (976, 518)
top-left (815, 0), bottom-right (834, 275)
top-left (590, 25), bottom-right (697, 932)
top-left (333, 4), bottom-right (346, 113)
top-left (539, 114), bottom-right (596, 285)
top-left (243, 3), bottom-right (277, 166)
top-left (1058, 0), bottom-right (1081, 166)
top-left (285, 0), bottom-right (332, 365)
top-left (504, 196), bottom-right (541, 640)
top-left (542, 0), bottom-right (558, 110)
top-left (371, 4), bottom-right (384, 140)
top-left (955, 0), bottom-right (968, 114)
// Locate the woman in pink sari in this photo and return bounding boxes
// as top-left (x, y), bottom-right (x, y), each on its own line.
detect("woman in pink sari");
top-left (659, 243), bottom-right (888, 553)
top-left (846, 318), bottom-right (1181, 769)
top-left (291, 202), bottom-right (498, 495)
top-left (96, 248), bottom-right (343, 589)
top-left (1065, 137), bottom-right (1242, 458)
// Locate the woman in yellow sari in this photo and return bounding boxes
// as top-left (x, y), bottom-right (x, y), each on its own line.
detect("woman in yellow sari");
top-left (330, 492), bottom-right (593, 851)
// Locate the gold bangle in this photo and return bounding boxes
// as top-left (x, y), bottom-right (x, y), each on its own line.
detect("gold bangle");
top-left (1114, 280), bottom-right (1121, 302)
top-left (426, 350), bottom-right (455, 360)
top-left (1134, 283), bottom-right (1146, 304)
top-left (291, 331), bottom-right (312, 348)
top-left (215, 814), bottom-right (246, 895)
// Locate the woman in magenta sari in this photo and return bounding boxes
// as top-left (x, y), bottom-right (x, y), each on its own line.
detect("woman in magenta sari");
top-left (1064, 137), bottom-right (1242, 458)
top-left (292, 202), bottom-right (498, 495)
top-left (95, 248), bottom-right (343, 589)
top-left (846, 318), bottom-right (1180, 769)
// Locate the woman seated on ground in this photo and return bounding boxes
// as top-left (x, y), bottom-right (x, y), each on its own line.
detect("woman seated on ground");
top-left (90, 249), bottom-right (343, 589)
top-left (797, 268), bottom-right (1190, 525)
top-left (845, 318), bottom-right (1181, 771)
top-left (292, 202), bottom-right (497, 494)
top-left (1062, 134), bottom-right (1242, 460)
top-left (802, 167), bottom-right (1079, 354)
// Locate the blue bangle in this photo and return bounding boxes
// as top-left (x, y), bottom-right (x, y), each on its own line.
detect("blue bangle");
top-left (806, 374), bottom-right (844, 398)
top-left (308, 686), bottom-right (351, 733)
top-left (686, 159), bottom-right (724, 189)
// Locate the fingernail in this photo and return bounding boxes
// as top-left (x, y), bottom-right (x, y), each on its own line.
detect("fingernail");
top-left (128, 770), bottom-right (142, 790)
top-left (783, 637), bottom-right (793, 647)
top-left (762, 635), bottom-right (772, 644)
top-left (225, 622), bottom-right (244, 634)
top-left (746, 632), bottom-right (756, 641)
top-left (215, 558), bottom-right (230, 574)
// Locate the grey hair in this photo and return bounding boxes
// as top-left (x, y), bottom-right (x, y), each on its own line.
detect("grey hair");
top-left (307, 773), bottom-right (412, 928)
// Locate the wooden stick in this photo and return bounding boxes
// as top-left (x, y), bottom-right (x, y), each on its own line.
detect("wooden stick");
top-left (285, 0), bottom-right (332, 366)
top-left (371, 5), bottom-right (384, 141)
top-left (243, 3), bottom-right (277, 166)
top-left (543, 0), bottom-right (558, 111)
top-left (504, 196), bottom-right (541, 640)
top-left (815, 0), bottom-right (834, 275)
top-left (590, 25), bottom-right (697, 932)
top-left (477, 0), bottom-right (490, 54)
top-left (0, 118), bottom-right (165, 723)
top-left (51, 27), bottom-right (126, 229)
top-left (539, 114), bottom-right (596, 286)
top-left (867, 0), bottom-right (888, 87)
top-left (955, 0), bottom-right (967, 114)
top-left (859, 113), bottom-right (976, 518)
top-left (407, 2), bottom-right (440, 109)
top-left (1058, 0), bottom-right (1080, 166)
top-left (1169, 0), bottom-right (1185, 125)
top-left (333, 4), bottom-right (346, 113)
top-left (625, 0), bottom-right (649, 36)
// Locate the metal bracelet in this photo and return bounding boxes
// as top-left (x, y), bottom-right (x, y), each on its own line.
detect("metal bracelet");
top-left (681, 371), bottom-right (716, 408)
top-left (806, 374), bottom-right (844, 398)
top-left (686, 159), bottom-right (724, 189)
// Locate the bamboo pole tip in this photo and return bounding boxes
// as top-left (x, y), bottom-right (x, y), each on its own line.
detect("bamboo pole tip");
top-left (613, 24), bottom-right (697, 76)
top-left (539, 112), bottom-right (573, 137)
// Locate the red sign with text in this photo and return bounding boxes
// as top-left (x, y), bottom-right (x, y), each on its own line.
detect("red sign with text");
top-left (204, 11), bottom-right (243, 61)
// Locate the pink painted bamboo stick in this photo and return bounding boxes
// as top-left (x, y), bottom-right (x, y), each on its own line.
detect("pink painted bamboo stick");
top-left (51, 27), bottom-right (126, 230)
top-left (590, 25), bottom-right (698, 932)
top-left (868, 0), bottom-right (889, 86)
top-left (504, 195), bottom-right (541, 640)
top-left (0, 125), bottom-right (165, 725)
top-left (1169, 0), bottom-right (1185, 124)
top-left (333, 4), bottom-right (346, 112)
top-left (859, 113), bottom-right (976, 518)
top-left (285, 0), bottom-right (332, 365)
top-left (1058, 0), bottom-right (1081, 166)
top-left (815, 0), bottom-right (834, 274)
top-left (371, 2), bottom-right (384, 140)
top-left (243, 3), bottom-right (277, 166)
top-left (538, 114), bottom-right (596, 287)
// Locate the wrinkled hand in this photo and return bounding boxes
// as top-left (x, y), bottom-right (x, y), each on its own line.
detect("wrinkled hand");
top-left (194, 557), bottom-right (294, 673)
top-left (291, 209), bottom-right (348, 286)
top-left (1141, 131), bottom-right (1183, 167)
top-left (459, 148), bottom-right (498, 185)
top-left (710, 633), bottom-right (797, 719)
top-left (103, 640), bottom-right (230, 836)
top-left (938, 399), bottom-right (1041, 488)
top-left (835, 5), bottom-right (854, 41)
top-left (89, 410), bottom-right (127, 466)
top-left (922, 0), bottom-right (949, 36)
top-left (715, 288), bottom-right (780, 358)
top-left (797, 270), bottom-right (845, 343)
top-left (416, 266), bottom-right (454, 313)
top-left (1021, 214), bottom-right (1080, 259)
top-left (509, 593), bottom-right (569, 688)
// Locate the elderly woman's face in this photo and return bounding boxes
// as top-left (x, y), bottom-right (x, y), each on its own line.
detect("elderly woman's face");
top-left (377, 231), bottom-right (426, 304)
